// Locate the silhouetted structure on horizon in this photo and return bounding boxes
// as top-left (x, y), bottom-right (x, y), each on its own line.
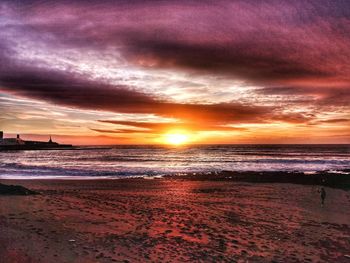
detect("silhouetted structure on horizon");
top-left (0, 131), bottom-right (73, 150)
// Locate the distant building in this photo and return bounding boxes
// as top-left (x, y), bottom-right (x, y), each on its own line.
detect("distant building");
top-left (0, 132), bottom-right (25, 146)
top-left (0, 131), bottom-right (72, 150)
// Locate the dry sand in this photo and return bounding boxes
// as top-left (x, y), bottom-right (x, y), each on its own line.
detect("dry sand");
top-left (0, 178), bottom-right (350, 263)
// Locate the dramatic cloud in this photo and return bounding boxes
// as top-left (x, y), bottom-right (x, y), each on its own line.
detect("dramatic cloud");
top-left (0, 63), bottom-right (275, 124)
top-left (0, 0), bottom-right (349, 143)
top-left (96, 120), bottom-right (247, 134)
top-left (7, 0), bottom-right (348, 86)
top-left (0, 42), bottom-right (280, 126)
top-left (256, 86), bottom-right (350, 106)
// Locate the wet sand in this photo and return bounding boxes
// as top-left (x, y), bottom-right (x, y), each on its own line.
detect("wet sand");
top-left (0, 178), bottom-right (350, 262)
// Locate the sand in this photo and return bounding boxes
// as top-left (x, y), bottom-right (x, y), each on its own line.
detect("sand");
top-left (0, 178), bottom-right (350, 263)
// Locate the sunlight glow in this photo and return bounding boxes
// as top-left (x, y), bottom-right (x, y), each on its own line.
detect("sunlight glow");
top-left (163, 132), bottom-right (189, 145)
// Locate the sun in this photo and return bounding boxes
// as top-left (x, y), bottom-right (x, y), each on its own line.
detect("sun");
top-left (164, 132), bottom-right (189, 146)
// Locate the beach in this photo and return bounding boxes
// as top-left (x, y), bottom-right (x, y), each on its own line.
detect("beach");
top-left (1, 177), bottom-right (350, 263)
top-left (2, 0), bottom-right (350, 262)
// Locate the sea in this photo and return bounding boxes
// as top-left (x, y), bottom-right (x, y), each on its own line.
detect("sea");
top-left (0, 144), bottom-right (349, 179)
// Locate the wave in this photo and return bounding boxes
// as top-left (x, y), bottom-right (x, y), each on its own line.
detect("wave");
top-left (0, 145), bottom-right (349, 178)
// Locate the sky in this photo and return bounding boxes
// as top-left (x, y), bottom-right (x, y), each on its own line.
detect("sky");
top-left (0, 0), bottom-right (349, 145)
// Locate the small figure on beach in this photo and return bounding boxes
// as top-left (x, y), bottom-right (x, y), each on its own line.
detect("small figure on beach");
top-left (318, 187), bottom-right (326, 207)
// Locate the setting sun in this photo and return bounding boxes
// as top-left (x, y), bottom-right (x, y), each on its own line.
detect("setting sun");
top-left (164, 132), bottom-right (189, 145)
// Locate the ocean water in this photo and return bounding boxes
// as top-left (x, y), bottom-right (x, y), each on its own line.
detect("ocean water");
top-left (0, 145), bottom-right (349, 179)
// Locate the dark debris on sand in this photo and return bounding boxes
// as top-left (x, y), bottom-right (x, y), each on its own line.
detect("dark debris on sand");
top-left (167, 170), bottom-right (350, 190)
top-left (0, 183), bottom-right (38, 195)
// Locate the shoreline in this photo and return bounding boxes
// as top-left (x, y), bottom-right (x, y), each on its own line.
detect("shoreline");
top-left (1, 169), bottom-right (349, 190)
